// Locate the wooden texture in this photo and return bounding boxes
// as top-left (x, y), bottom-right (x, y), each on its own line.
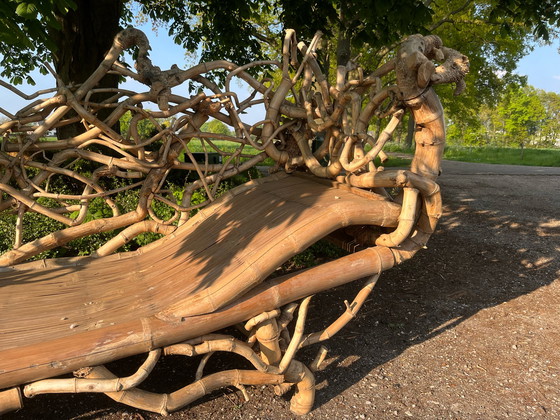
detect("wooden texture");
top-left (0, 173), bottom-right (399, 388)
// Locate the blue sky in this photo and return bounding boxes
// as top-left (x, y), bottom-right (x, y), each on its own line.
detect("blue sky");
top-left (516, 43), bottom-right (560, 93)
top-left (2, 29), bottom-right (560, 118)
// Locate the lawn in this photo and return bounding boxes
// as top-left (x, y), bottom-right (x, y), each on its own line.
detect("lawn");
top-left (384, 143), bottom-right (560, 167)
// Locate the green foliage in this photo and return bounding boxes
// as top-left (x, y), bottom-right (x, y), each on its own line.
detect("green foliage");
top-left (447, 85), bottom-right (560, 150)
top-left (538, 91), bottom-right (560, 148)
top-left (280, 0), bottom-right (432, 51)
top-left (200, 120), bottom-right (233, 136)
top-left (119, 111), bottom-right (171, 140)
top-left (490, 0), bottom-right (560, 41)
top-left (3, 0), bottom-right (557, 88)
top-left (0, 0), bottom-right (76, 83)
top-left (136, 0), bottom-right (273, 65)
top-left (430, 0), bottom-right (534, 136)
top-left (280, 239), bottom-right (347, 273)
top-left (0, 198), bottom-right (67, 259)
top-left (179, 139), bottom-right (275, 166)
top-left (497, 85), bottom-right (546, 148)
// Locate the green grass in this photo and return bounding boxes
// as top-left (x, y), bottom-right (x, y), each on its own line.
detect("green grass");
top-left (383, 143), bottom-right (560, 167)
top-left (180, 139), bottom-right (276, 166)
top-left (374, 155), bottom-right (411, 168)
top-left (185, 139), bottom-right (414, 168)
top-left (442, 146), bottom-right (560, 167)
top-left (39, 136), bottom-right (559, 167)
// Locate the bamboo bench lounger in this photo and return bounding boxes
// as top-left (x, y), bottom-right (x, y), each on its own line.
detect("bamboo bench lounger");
top-left (0, 28), bottom-right (468, 415)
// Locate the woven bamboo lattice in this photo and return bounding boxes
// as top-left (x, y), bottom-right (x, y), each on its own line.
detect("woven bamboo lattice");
top-left (0, 29), bottom-right (468, 415)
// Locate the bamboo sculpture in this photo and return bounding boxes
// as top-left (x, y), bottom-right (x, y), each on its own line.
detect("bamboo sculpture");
top-left (0, 28), bottom-right (468, 416)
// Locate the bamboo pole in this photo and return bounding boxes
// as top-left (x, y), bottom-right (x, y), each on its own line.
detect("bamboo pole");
top-left (0, 388), bottom-right (22, 415)
top-left (300, 274), bottom-right (380, 347)
top-left (283, 360), bottom-right (315, 415)
top-left (85, 366), bottom-right (284, 415)
top-left (278, 296), bottom-right (312, 373)
top-left (375, 188), bottom-right (420, 247)
top-left (23, 349), bottom-right (161, 397)
top-left (254, 319), bottom-right (283, 365)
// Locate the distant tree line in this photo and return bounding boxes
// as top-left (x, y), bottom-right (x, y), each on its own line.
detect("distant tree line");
top-left (446, 85), bottom-right (560, 150)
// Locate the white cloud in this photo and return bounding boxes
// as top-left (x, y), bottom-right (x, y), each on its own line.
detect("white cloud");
top-left (553, 75), bottom-right (560, 80)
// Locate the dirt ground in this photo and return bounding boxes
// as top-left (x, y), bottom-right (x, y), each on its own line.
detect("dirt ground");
top-left (5, 160), bottom-right (560, 419)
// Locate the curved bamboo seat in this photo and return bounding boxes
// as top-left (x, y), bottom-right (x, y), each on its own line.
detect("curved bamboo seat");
top-left (0, 172), bottom-right (400, 389)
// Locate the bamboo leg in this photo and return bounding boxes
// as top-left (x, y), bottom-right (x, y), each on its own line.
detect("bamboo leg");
top-left (300, 274), bottom-right (380, 348)
top-left (284, 360), bottom-right (315, 415)
top-left (375, 187), bottom-right (420, 247)
top-left (279, 296), bottom-right (312, 373)
top-left (254, 318), bottom-right (282, 365)
top-left (0, 387), bottom-right (22, 415)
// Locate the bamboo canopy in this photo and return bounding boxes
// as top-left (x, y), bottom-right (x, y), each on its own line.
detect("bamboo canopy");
top-left (0, 28), bottom-right (468, 416)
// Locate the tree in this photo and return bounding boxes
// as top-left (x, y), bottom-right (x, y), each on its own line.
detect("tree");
top-left (4, 0), bottom-right (560, 87)
top-left (497, 86), bottom-right (546, 154)
top-left (446, 83), bottom-right (560, 149)
top-left (537, 90), bottom-right (560, 148)
top-left (1, 1), bottom-right (122, 87)
top-left (399, 0), bottom-right (557, 151)
top-left (200, 119), bottom-right (233, 136)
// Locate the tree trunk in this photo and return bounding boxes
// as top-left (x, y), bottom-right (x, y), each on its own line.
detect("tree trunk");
top-left (405, 114), bottom-right (415, 149)
top-left (336, 4), bottom-right (351, 67)
top-left (49, 0), bottom-right (123, 139)
top-left (336, 32), bottom-right (351, 66)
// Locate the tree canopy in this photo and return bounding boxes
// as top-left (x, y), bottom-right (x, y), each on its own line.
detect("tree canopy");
top-left (2, 0), bottom-right (560, 146)
top-left (4, 0), bottom-right (560, 83)
top-left (447, 86), bottom-right (560, 149)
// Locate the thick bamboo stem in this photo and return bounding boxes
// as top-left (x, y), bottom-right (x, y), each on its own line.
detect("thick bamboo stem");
top-left (245, 309), bottom-right (282, 331)
top-left (255, 319), bottom-right (282, 365)
top-left (165, 337), bottom-right (275, 373)
top-left (342, 170), bottom-right (443, 237)
top-left (93, 220), bottom-right (177, 257)
top-left (0, 388), bottom-right (22, 415)
top-left (0, 209), bottom-right (144, 267)
top-left (375, 187), bottom-right (420, 247)
top-left (284, 360), bottom-right (315, 415)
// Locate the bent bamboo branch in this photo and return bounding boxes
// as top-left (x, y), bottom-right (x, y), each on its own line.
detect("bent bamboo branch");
top-left (23, 349), bottom-right (161, 397)
top-left (85, 366), bottom-right (283, 415)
